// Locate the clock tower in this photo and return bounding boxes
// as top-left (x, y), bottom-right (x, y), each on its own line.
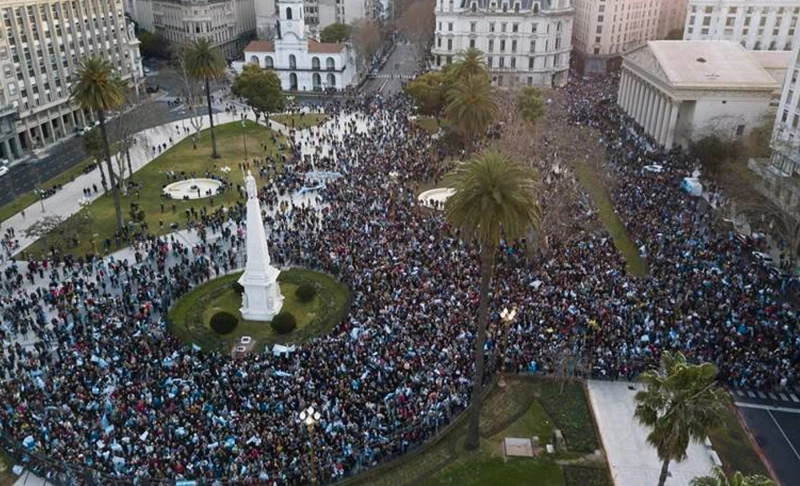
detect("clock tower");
top-left (277, 0), bottom-right (306, 41)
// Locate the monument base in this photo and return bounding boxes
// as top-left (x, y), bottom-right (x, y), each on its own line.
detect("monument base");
top-left (239, 279), bottom-right (284, 322)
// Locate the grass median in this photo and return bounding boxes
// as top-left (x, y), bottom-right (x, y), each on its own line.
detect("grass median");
top-left (23, 120), bottom-right (287, 258)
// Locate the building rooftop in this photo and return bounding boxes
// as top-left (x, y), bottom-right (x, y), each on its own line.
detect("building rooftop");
top-left (749, 50), bottom-right (794, 71)
top-left (641, 41), bottom-right (780, 90)
top-left (308, 40), bottom-right (345, 53)
top-left (244, 40), bottom-right (274, 53)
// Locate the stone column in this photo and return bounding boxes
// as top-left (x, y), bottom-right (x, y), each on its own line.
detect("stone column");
top-left (2, 139), bottom-right (12, 160)
top-left (653, 94), bottom-right (666, 145)
top-left (657, 97), bottom-right (671, 146)
top-left (47, 119), bottom-right (56, 143)
top-left (642, 86), bottom-right (654, 133)
top-left (623, 72), bottom-right (633, 113)
top-left (665, 101), bottom-right (680, 148)
top-left (634, 78), bottom-right (645, 121)
top-left (617, 72), bottom-right (628, 112)
top-left (10, 136), bottom-right (22, 158)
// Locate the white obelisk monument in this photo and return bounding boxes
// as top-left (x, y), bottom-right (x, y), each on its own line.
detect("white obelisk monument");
top-left (239, 171), bottom-right (284, 321)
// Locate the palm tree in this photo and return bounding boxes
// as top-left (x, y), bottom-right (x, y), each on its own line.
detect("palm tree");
top-left (445, 75), bottom-right (498, 155)
top-left (72, 57), bottom-right (125, 229)
top-left (184, 38), bottom-right (226, 159)
top-left (443, 150), bottom-right (541, 450)
top-left (691, 466), bottom-right (775, 486)
top-left (634, 352), bottom-right (728, 486)
top-left (450, 47), bottom-right (488, 80)
top-left (516, 86), bottom-right (545, 125)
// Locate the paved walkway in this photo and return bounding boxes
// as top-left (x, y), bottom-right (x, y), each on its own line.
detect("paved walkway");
top-left (586, 380), bottom-right (716, 486)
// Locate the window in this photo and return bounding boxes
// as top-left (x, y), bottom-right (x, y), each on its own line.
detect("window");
top-left (487, 56), bottom-right (493, 67)
top-left (447, 38), bottom-right (452, 50)
top-left (500, 40), bottom-right (505, 51)
top-left (530, 40), bottom-right (536, 52)
top-left (289, 54), bottom-right (296, 69)
top-left (490, 22), bottom-right (495, 32)
top-left (596, 25), bottom-right (602, 34)
top-left (469, 39), bottom-right (475, 48)
top-left (448, 22), bottom-right (453, 31)
top-left (512, 23), bottom-right (518, 33)
top-left (488, 39), bottom-right (494, 51)
top-left (511, 40), bottom-right (517, 52)
top-left (286, 7), bottom-right (292, 19)
top-left (499, 57), bottom-right (504, 68)
top-left (501, 23), bottom-right (506, 32)
top-left (736, 125), bottom-right (745, 136)
top-left (510, 57), bottom-right (515, 68)
top-left (470, 22), bottom-right (476, 33)
top-left (531, 23), bottom-right (537, 33)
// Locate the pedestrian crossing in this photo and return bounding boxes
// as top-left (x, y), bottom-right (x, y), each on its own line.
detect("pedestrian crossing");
top-left (733, 388), bottom-right (800, 404)
top-left (369, 74), bottom-right (415, 79)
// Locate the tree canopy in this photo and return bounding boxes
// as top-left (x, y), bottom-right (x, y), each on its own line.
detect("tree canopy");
top-left (320, 23), bottom-right (352, 43)
top-left (404, 71), bottom-right (445, 116)
top-left (137, 29), bottom-right (171, 59)
top-left (231, 64), bottom-right (285, 120)
top-left (516, 87), bottom-right (545, 125)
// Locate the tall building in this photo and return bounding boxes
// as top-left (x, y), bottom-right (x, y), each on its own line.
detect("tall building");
top-left (771, 45), bottom-right (800, 176)
top-left (683, 0), bottom-right (800, 51)
top-left (254, 0), bottom-right (375, 40)
top-left (0, 0), bottom-right (142, 162)
top-left (431, 0), bottom-right (574, 88)
top-left (572, 0), bottom-right (664, 77)
top-left (124, 0), bottom-right (256, 59)
top-left (657, 0), bottom-right (688, 38)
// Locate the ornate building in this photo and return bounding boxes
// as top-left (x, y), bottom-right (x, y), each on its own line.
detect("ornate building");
top-left (431, 0), bottom-right (574, 87)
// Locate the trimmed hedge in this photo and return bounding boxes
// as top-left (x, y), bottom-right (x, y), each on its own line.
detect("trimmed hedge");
top-left (232, 281), bottom-right (244, 294)
top-left (295, 282), bottom-right (317, 303)
top-left (210, 311), bottom-right (239, 335)
top-left (271, 311), bottom-right (297, 334)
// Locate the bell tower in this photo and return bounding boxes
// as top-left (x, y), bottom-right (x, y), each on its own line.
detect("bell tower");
top-left (277, 0), bottom-right (305, 40)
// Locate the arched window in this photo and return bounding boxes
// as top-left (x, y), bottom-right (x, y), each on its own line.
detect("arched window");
top-left (327, 73), bottom-right (336, 88)
top-left (289, 54), bottom-right (297, 69)
top-left (326, 57), bottom-right (335, 70)
top-left (289, 73), bottom-right (298, 90)
top-left (533, 3), bottom-right (538, 13)
top-left (312, 56), bottom-right (320, 70)
top-left (312, 73), bottom-right (322, 89)
top-left (250, 55), bottom-right (259, 66)
top-left (557, 21), bottom-right (562, 32)
top-left (286, 7), bottom-right (292, 20)
top-left (471, 2), bottom-right (476, 12)
top-left (264, 56), bottom-right (274, 68)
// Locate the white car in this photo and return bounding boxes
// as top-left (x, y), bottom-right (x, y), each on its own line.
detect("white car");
top-left (0, 166), bottom-right (9, 177)
top-left (643, 164), bottom-right (664, 173)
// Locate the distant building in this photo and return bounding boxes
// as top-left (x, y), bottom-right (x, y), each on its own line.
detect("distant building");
top-left (124, 0), bottom-right (256, 59)
top-left (683, 0), bottom-right (800, 52)
top-left (617, 41), bottom-right (779, 149)
top-left (572, 0), bottom-right (664, 77)
top-left (0, 0), bottom-right (142, 162)
top-left (236, 0), bottom-right (358, 91)
top-left (255, 0), bottom-right (376, 40)
top-left (770, 45), bottom-right (800, 177)
top-left (657, 0), bottom-right (688, 39)
top-left (431, 0), bottom-right (574, 88)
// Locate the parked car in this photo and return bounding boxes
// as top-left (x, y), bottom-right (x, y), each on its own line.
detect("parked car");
top-left (0, 165), bottom-right (8, 177)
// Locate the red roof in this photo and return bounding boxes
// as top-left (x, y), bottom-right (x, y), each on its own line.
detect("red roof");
top-left (308, 40), bottom-right (344, 54)
top-left (244, 40), bottom-right (274, 53)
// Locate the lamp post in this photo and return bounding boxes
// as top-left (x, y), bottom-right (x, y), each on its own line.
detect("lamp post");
top-left (299, 405), bottom-right (322, 485)
top-left (241, 114), bottom-right (248, 164)
top-left (498, 305), bottom-right (518, 388)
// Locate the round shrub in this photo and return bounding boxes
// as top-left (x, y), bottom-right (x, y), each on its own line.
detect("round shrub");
top-left (210, 311), bottom-right (239, 335)
top-left (232, 281), bottom-right (244, 294)
top-left (271, 311), bottom-right (297, 334)
top-left (295, 282), bottom-right (317, 303)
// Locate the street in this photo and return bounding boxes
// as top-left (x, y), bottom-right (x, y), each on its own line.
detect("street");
top-left (361, 43), bottom-right (421, 96)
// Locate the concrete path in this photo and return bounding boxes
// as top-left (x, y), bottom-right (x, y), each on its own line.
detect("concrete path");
top-left (586, 380), bottom-right (716, 486)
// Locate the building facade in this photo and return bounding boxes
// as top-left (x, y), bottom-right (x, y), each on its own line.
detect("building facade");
top-left (770, 45), bottom-right (800, 177)
top-left (617, 41), bottom-right (778, 149)
top-left (657, 0), bottom-right (688, 38)
top-left (236, 0), bottom-right (357, 91)
top-left (683, 0), bottom-right (800, 51)
top-left (572, 0), bottom-right (664, 77)
top-left (431, 0), bottom-right (574, 88)
top-left (125, 0), bottom-right (255, 59)
top-left (0, 0), bottom-right (142, 162)
top-left (255, 0), bottom-right (375, 40)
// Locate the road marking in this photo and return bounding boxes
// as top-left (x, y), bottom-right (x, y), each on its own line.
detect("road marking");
top-left (735, 390), bottom-right (745, 396)
top-left (735, 402), bottom-right (800, 414)
top-left (792, 394), bottom-right (800, 403)
top-left (769, 393), bottom-right (778, 400)
top-left (748, 391), bottom-right (756, 398)
top-left (768, 409), bottom-right (800, 463)
top-left (758, 391), bottom-right (767, 399)
top-left (780, 393), bottom-right (789, 401)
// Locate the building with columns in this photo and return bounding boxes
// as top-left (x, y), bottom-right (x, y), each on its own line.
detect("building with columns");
top-left (0, 0), bottom-right (142, 163)
top-left (618, 41), bottom-right (779, 149)
top-left (683, 0), bottom-right (800, 52)
top-left (432, 0), bottom-right (574, 88)
top-left (657, 0), bottom-right (688, 39)
top-left (235, 0), bottom-right (358, 91)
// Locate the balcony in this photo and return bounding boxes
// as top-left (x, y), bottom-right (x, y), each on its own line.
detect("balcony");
top-left (0, 104), bottom-right (18, 119)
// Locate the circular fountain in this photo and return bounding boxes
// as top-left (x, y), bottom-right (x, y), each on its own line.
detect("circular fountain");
top-left (162, 178), bottom-right (223, 200)
top-left (417, 188), bottom-right (454, 210)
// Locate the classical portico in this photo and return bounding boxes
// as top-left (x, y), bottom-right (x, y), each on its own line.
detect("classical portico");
top-left (617, 41), bottom-right (779, 150)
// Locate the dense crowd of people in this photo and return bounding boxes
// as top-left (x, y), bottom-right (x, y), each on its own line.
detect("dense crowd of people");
top-left (0, 78), bottom-right (798, 485)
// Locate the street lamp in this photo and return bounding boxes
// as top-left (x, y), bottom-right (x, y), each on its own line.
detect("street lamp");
top-left (498, 305), bottom-right (518, 388)
top-left (241, 114), bottom-right (248, 164)
top-left (299, 405), bottom-right (321, 485)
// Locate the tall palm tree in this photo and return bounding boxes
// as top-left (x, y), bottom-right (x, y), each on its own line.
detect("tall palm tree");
top-left (445, 75), bottom-right (498, 155)
top-left (691, 466), bottom-right (775, 486)
top-left (72, 57), bottom-right (125, 229)
top-left (635, 352), bottom-right (728, 486)
top-left (184, 38), bottom-right (226, 159)
top-left (443, 150), bottom-right (541, 450)
top-left (450, 47), bottom-right (488, 80)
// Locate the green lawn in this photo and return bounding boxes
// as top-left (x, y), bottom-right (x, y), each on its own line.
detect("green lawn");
top-left (572, 162), bottom-right (649, 277)
top-left (416, 116), bottom-right (445, 135)
top-left (168, 269), bottom-right (350, 352)
top-left (0, 156), bottom-right (97, 224)
top-left (349, 378), bottom-right (610, 486)
top-left (272, 113), bottom-right (329, 130)
top-left (24, 120), bottom-right (287, 258)
top-left (708, 398), bottom-right (771, 478)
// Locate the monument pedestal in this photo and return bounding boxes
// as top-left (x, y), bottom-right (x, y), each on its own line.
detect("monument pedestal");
top-left (239, 170), bottom-right (284, 321)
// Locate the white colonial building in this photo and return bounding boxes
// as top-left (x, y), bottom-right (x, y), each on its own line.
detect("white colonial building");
top-left (617, 41), bottom-right (779, 149)
top-left (237, 0), bottom-right (357, 91)
top-left (431, 0), bottom-right (574, 88)
top-left (255, 0), bottom-right (377, 40)
top-left (684, 0), bottom-right (800, 52)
